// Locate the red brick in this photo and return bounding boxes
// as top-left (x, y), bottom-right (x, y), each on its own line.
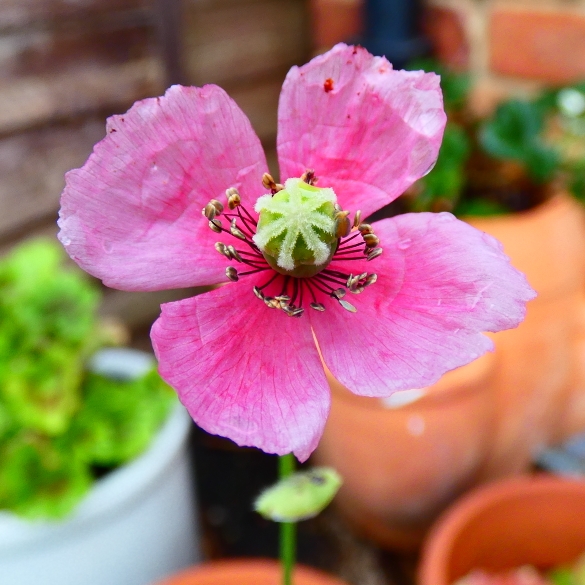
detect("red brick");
top-left (490, 8), bottom-right (585, 84)
top-left (310, 0), bottom-right (363, 49)
top-left (423, 5), bottom-right (469, 70)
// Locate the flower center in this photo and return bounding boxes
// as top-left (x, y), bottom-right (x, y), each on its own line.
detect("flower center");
top-left (202, 171), bottom-right (383, 317)
top-left (253, 178), bottom-right (338, 277)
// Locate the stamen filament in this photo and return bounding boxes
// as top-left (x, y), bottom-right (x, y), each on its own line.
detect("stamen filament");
top-left (241, 259), bottom-right (270, 269)
top-left (307, 277), bottom-right (337, 297)
top-left (336, 240), bottom-right (367, 252)
top-left (336, 231), bottom-right (362, 248)
top-left (239, 210), bottom-right (257, 232)
top-left (280, 275), bottom-right (291, 297)
top-left (238, 204), bottom-right (258, 226)
top-left (223, 213), bottom-right (255, 238)
top-left (322, 268), bottom-right (353, 278)
top-left (298, 279), bottom-right (304, 308)
top-left (304, 279), bottom-right (319, 304)
top-left (291, 278), bottom-right (299, 307)
top-left (225, 209), bottom-right (257, 237)
top-left (313, 273), bottom-right (348, 286)
top-left (333, 248), bottom-right (367, 257)
top-left (330, 256), bottom-right (367, 261)
top-left (236, 249), bottom-right (265, 258)
top-left (258, 272), bottom-right (280, 290)
top-left (239, 267), bottom-right (271, 276)
top-left (212, 222), bottom-right (260, 254)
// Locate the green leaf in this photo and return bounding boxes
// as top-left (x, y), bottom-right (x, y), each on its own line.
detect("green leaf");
top-left (0, 344), bottom-right (82, 435)
top-left (0, 433), bottom-right (92, 519)
top-left (480, 100), bottom-right (543, 158)
top-left (454, 197), bottom-right (509, 217)
top-left (549, 567), bottom-right (576, 585)
top-left (480, 99), bottom-right (559, 183)
top-left (525, 144), bottom-right (560, 183)
top-left (569, 161), bottom-right (585, 202)
top-left (70, 369), bottom-right (175, 467)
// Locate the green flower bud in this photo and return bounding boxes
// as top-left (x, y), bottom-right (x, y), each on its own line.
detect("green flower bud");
top-left (254, 467), bottom-right (342, 522)
top-left (253, 178), bottom-right (338, 278)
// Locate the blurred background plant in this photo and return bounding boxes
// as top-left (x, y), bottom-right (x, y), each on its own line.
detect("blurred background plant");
top-left (402, 61), bottom-right (585, 217)
top-left (0, 239), bottom-right (175, 519)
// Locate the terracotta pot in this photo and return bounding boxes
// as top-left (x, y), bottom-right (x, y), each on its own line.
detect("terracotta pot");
top-left (557, 299), bottom-right (585, 439)
top-left (418, 475), bottom-right (585, 585)
top-left (155, 559), bottom-right (348, 585)
top-left (314, 192), bottom-right (585, 551)
top-left (466, 193), bottom-right (585, 478)
top-left (313, 352), bottom-right (496, 551)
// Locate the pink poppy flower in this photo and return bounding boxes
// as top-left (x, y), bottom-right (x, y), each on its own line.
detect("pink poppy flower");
top-left (58, 44), bottom-right (535, 461)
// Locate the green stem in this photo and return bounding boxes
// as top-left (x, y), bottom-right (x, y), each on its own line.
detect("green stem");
top-left (279, 453), bottom-right (297, 585)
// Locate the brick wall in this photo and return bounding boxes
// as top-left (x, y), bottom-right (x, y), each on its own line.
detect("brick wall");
top-left (310, 0), bottom-right (585, 114)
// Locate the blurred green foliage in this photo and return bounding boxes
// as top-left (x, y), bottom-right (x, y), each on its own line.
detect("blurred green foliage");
top-left (480, 100), bottom-right (559, 184)
top-left (549, 551), bottom-right (585, 585)
top-left (409, 123), bottom-right (470, 213)
top-left (406, 61), bottom-right (585, 215)
top-left (0, 239), bottom-right (175, 519)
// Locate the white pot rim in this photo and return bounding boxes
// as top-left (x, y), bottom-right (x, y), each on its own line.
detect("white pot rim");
top-left (0, 351), bottom-right (192, 554)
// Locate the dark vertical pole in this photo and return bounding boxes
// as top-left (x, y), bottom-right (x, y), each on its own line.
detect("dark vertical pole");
top-left (362, 0), bottom-right (429, 68)
top-left (154, 0), bottom-right (185, 87)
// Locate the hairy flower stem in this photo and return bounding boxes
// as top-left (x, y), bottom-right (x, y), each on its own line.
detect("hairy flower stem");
top-left (279, 453), bottom-right (297, 585)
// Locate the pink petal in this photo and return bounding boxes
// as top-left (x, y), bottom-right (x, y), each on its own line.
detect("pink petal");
top-left (150, 282), bottom-right (330, 461)
top-left (311, 213), bottom-right (535, 396)
top-left (277, 43), bottom-right (446, 217)
top-left (59, 85), bottom-right (267, 291)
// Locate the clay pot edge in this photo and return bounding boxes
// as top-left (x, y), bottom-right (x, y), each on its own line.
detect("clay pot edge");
top-left (417, 474), bottom-right (585, 585)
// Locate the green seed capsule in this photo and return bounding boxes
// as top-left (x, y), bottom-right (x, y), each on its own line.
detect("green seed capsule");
top-left (253, 178), bottom-right (338, 277)
top-left (254, 467), bottom-right (342, 522)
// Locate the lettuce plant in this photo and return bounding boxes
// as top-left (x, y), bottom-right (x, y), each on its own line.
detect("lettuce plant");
top-left (0, 239), bottom-right (175, 519)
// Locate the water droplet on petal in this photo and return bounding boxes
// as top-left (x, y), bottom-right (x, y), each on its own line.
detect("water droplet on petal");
top-left (481, 232), bottom-right (502, 251)
top-left (467, 292), bottom-right (483, 309)
top-left (437, 212), bottom-right (454, 222)
top-left (60, 236), bottom-right (71, 246)
top-left (103, 241), bottom-right (113, 253)
top-left (421, 159), bottom-right (437, 177)
top-left (467, 284), bottom-right (491, 309)
top-left (397, 238), bottom-right (412, 250)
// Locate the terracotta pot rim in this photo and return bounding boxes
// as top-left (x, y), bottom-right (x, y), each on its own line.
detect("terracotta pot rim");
top-left (157, 558), bottom-right (347, 585)
top-left (418, 474), bottom-right (585, 585)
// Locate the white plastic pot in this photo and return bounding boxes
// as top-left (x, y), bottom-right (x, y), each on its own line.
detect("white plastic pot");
top-left (0, 349), bottom-right (201, 585)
